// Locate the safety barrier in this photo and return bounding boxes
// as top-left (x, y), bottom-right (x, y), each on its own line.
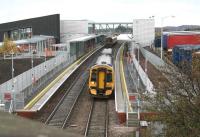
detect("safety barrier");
top-left (132, 45), bottom-right (155, 94)
top-left (0, 51), bottom-right (71, 110)
top-left (139, 46), bottom-right (165, 68)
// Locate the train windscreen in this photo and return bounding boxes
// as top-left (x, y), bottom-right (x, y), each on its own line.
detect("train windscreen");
top-left (91, 72), bottom-right (97, 82)
top-left (106, 73), bottom-right (112, 82)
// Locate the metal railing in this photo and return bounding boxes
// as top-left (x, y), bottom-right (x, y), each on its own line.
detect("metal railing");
top-left (139, 46), bottom-right (165, 67)
top-left (0, 51), bottom-right (71, 110)
top-left (0, 44), bottom-right (102, 110)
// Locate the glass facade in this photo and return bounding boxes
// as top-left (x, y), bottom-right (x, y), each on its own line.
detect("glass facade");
top-left (7, 27), bottom-right (32, 40)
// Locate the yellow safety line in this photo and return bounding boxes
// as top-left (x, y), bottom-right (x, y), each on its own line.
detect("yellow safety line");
top-left (119, 45), bottom-right (133, 112)
top-left (24, 58), bottom-right (80, 110)
top-left (24, 47), bottom-right (101, 110)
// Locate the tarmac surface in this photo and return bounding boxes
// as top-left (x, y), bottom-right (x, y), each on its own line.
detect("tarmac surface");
top-left (0, 111), bottom-right (83, 137)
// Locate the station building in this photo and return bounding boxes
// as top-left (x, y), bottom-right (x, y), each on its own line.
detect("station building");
top-left (0, 14), bottom-right (96, 57)
top-left (0, 14), bottom-right (60, 43)
top-left (0, 14), bottom-right (104, 109)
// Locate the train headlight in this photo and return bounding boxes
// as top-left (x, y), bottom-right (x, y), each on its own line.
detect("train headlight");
top-left (90, 89), bottom-right (97, 95)
top-left (105, 90), bottom-right (112, 95)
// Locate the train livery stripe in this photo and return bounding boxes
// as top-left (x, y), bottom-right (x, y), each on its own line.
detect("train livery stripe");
top-left (98, 71), bottom-right (105, 89)
top-left (24, 57), bottom-right (82, 110)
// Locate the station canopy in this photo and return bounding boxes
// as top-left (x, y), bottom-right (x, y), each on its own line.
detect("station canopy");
top-left (69, 35), bottom-right (98, 42)
top-left (0, 35), bottom-right (54, 46)
top-left (117, 34), bottom-right (132, 41)
top-left (52, 43), bottom-right (68, 48)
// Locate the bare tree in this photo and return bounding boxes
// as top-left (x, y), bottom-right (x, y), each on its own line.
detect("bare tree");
top-left (145, 59), bottom-right (200, 137)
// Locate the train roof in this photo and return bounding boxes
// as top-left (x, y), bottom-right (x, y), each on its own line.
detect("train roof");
top-left (101, 48), bottom-right (112, 55)
top-left (96, 55), bottom-right (112, 66)
top-left (106, 35), bottom-right (117, 39)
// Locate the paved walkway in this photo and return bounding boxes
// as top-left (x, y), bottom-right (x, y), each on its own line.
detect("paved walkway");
top-left (115, 46), bottom-right (125, 113)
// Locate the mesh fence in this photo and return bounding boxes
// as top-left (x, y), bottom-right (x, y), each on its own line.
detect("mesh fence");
top-left (0, 51), bottom-right (72, 109)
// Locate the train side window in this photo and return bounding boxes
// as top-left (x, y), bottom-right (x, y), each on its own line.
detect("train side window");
top-left (91, 72), bottom-right (97, 82)
top-left (106, 73), bottom-right (112, 82)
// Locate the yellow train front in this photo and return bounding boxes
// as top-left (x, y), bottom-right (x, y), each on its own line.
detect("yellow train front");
top-left (88, 53), bottom-right (114, 98)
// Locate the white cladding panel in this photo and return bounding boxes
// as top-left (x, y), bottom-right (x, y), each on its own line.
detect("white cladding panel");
top-left (60, 20), bottom-right (89, 34)
top-left (133, 19), bottom-right (155, 47)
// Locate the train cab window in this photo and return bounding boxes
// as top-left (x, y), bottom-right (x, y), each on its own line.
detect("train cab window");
top-left (91, 72), bottom-right (97, 82)
top-left (106, 73), bottom-right (112, 82)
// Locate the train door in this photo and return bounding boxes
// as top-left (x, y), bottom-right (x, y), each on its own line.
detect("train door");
top-left (98, 70), bottom-right (105, 89)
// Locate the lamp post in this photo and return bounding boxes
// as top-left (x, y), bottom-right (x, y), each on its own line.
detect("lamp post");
top-left (31, 43), bottom-right (34, 93)
top-left (160, 16), bottom-right (175, 59)
top-left (137, 43), bottom-right (140, 89)
top-left (11, 51), bottom-right (14, 84)
top-left (128, 35), bottom-right (140, 89)
top-left (145, 58), bottom-right (148, 91)
top-left (11, 50), bottom-right (14, 112)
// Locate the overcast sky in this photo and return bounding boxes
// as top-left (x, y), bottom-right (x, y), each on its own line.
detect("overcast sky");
top-left (0, 0), bottom-right (199, 27)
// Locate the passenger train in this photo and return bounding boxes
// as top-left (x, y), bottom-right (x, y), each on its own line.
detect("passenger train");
top-left (88, 48), bottom-right (115, 98)
top-left (105, 35), bottom-right (117, 47)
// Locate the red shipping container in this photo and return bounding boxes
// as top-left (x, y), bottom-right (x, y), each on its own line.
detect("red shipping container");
top-left (167, 34), bottom-right (200, 49)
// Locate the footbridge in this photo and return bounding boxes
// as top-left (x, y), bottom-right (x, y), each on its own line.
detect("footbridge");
top-left (89, 22), bottom-right (133, 34)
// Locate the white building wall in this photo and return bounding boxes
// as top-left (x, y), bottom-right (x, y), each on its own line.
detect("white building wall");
top-left (60, 20), bottom-right (89, 35)
top-left (133, 19), bottom-right (155, 47)
top-left (60, 20), bottom-right (89, 43)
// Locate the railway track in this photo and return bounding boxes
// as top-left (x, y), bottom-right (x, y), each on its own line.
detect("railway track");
top-left (83, 42), bottom-right (123, 137)
top-left (33, 46), bottom-right (103, 122)
top-left (45, 72), bottom-right (88, 128)
top-left (84, 99), bottom-right (109, 137)
top-left (43, 48), bottom-right (103, 128)
top-left (34, 42), bottom-right (125, 136)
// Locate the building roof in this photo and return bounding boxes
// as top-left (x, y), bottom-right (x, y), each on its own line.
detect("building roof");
top-left (52, 43), bottom-right (68, 47)
top-left (15, 35), bottom-right (54, 45)
top-left (0, 35), bottom-right (54, 47)
top-left (69, 35), bottom-right (97, 42)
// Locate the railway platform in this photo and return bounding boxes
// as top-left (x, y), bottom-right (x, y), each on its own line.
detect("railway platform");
top-left (16, 45), bottom-right (103, 118)
top-left (115, 43), bottom-right (147, 126)
top-left (115, 44), bottom-right (135, 124)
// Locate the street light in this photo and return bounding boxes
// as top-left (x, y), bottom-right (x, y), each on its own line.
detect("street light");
top-left (160, 15), bottom-right (175, 59)
top-left (31, 43), bottom-right (34, 93)
top-left (144, 58), bottom-right (148, 91)
top-left (136, 42), bottom-right (140, 88)
top-left (127, 34), bottom-right (140, 90)
top-left (11, 51), bottom-right (14, 84)
top-left (10, 50), bottom-right (14, 112)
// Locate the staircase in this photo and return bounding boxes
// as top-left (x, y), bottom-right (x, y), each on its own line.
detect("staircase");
top-left (127, 112), bottom-right (139, 127)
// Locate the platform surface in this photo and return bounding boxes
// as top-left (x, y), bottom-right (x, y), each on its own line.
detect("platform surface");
top-left (30, 62), bottom-right (80, 111)
top-left (115, 46), bottom-right (126, 113)
top-left (24, 45), bottom-right (103, 111)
